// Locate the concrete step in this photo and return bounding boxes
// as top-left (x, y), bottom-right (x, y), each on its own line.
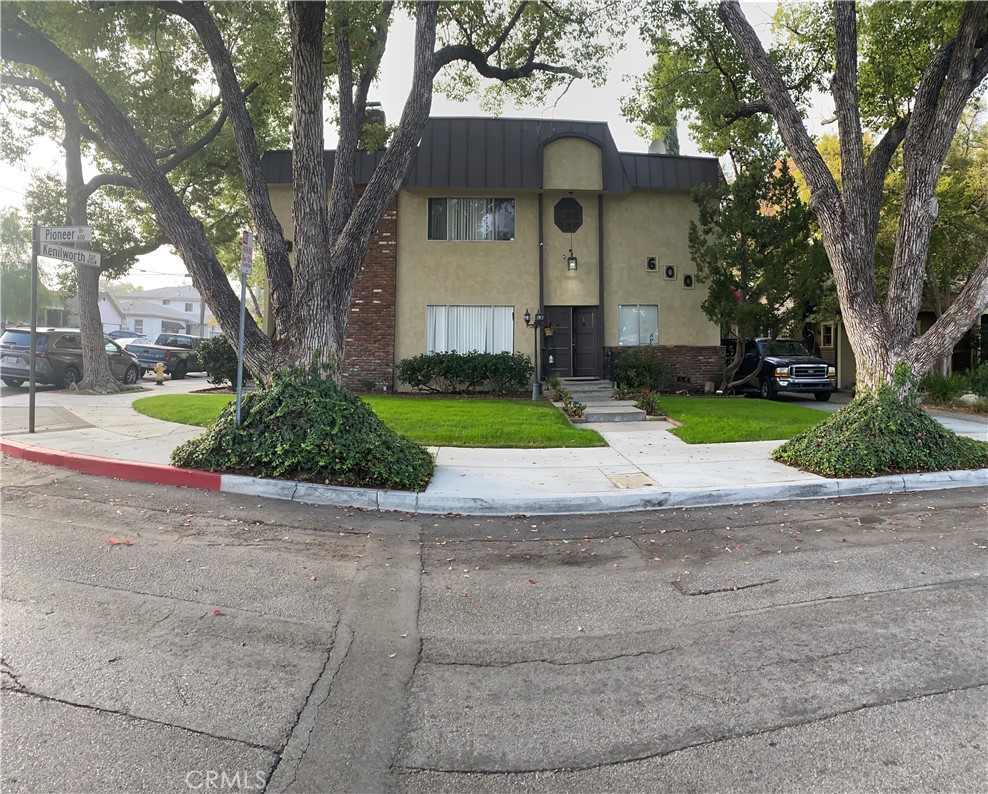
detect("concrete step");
top-left (582, 405), bottom-right (647, 423)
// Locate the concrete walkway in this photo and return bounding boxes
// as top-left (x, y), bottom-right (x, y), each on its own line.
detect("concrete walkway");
top-left (1, 376), bottom-right (985, 515)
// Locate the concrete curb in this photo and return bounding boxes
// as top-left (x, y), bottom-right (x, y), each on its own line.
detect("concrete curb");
top-left (0, 439), bottom-right (222, 491)
top-left (2, 438), bottom-right (985, 516)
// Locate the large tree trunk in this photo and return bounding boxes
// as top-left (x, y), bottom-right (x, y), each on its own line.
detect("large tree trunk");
top-left (63, 100), bottom-right (120, 393)
top-left (718, 0), bottom-right (988, 398)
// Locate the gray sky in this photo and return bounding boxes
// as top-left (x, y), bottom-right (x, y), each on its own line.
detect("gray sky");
top-left (2, 2), bottom-right (826, 289)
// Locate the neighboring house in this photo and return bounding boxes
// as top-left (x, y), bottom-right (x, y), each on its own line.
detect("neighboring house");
top-left (812, 307), bottom-right (987, 393)
top-left (114, 298), bottom-right (202, 339)
top-left (121, 285), bottom-right (216, 335)
top-left (65, 292), bottom-right (124, 333)
top-left (262, 116), bottom-right (724, 391)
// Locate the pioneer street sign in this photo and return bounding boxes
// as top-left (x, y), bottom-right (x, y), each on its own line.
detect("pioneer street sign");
top-left (38, 241), bottom-right (101, 267)
top-left (33, 226), bottom-right (93, 243)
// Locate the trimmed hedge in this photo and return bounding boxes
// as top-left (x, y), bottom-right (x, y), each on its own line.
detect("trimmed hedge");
top-left (397, 351), bottom-right (533, 394)
top-left (773, 380), bottom-right (988, 477)
top-left (171, 366), bottom-right (434, 491)
top-left (612, 347), bottom-right (669, 391)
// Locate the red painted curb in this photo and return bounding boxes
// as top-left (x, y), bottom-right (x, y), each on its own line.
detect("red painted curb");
top-left (1, 439), bottom-right (221, 491)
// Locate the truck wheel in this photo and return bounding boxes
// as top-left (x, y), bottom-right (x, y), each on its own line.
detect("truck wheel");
top-left (60, 366), bottom-right (81, 390)
top-left (2, 378), bottom-right (24, 388)
top-left (171, 362), bottom-right (187, 380)
top-left (814, 391), bottom-right (832, 402)
top-left (759, 377), bottom-right (777, 400)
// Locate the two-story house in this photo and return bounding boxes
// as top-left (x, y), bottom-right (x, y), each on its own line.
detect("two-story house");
top-left (262, 117), bottom-right (725, 391)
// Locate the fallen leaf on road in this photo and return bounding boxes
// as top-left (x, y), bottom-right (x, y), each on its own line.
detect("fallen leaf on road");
top-left (211, 609), bottom-right (223, 616)
top-left (528, 579), bottom-right (538, 584)
top-left (105, 536), bottom-right (133, 546)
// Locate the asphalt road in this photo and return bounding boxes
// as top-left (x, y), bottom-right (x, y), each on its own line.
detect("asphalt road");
top-left (1, 457), bottom-right (985, 793)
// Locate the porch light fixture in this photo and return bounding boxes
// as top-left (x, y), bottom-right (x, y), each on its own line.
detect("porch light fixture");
top-left (566, 249), bottom-right (578, 271)
top-left (523, 308), bottom-right (545, 400)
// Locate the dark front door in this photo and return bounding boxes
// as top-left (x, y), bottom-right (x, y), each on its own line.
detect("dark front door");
top-left (543, 306), bottom-right (599, 378)
top-left (572, 307), bottom-right (598, 377)
top-left (544, 306), bottom-right (572, 377)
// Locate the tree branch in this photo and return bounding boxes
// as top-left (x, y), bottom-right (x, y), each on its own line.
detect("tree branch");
top-left (1, 72), bottom-right (69, 116)
top-left (433, 43), bottom-right (580, 80)
top-left (907, 248), bottom-right (988, 373)
top-left (99, 234), bottom-right (167, 271)
top-left (156, 0), bottom-right (294, 342)
top-left (832, 2), bottom-right (866, 246)
top-left (485, 1), bottom-right (529, 57)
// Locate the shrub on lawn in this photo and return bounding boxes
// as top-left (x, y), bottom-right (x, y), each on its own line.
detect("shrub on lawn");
top-left (773, 376), bottom-right (988, 477)
top-left (919, 370), bottom-right (966, 404)
top-left (171, 365), bottom-right (434, 491)
top-left (197, 336), bottom-right (250, 387)
top-left (613, 347), bottom-right (669, 391)
top-left (397, 351), bottom-right (533, 394)
top-left (963, 363), bottom-right (988, 398)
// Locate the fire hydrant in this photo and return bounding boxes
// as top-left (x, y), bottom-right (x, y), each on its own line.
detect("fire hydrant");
top-left (153, 362), bottom-right (166, 386)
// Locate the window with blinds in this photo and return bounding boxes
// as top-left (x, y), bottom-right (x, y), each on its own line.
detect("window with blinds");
top-left (618, 305), bottom-right (659, 346)
top-left (426, 306), bottom-right (514, 353)
top-left (428, 198), bottom-right (515, 241)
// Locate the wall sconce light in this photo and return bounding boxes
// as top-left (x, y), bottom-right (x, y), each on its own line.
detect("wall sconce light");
top-left (566, 249), bottom-right (578, 271)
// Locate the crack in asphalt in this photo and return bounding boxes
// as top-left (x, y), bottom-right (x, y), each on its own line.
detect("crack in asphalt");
top-left (389, 534), bottom-right (425, 778)
top-left (397, 681), bottom-right (988, 776)
top-left (723, 576), bottom-right (985, 618)
top-left (673, 578), bottom-right (781, 596)
top-left (2, 574), bottom-right (335, 629)
top-left (1, 687), bottom-right (277, 753)
top-left (423, 646), bottom-right (679, 670)
top-left (264, 620), bottom-right (353, 794)
top-left (734, 646), bottom-right (863, 675)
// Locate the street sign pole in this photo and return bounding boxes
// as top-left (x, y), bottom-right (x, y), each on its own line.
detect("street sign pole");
top-left (29, 226), bottom-right (38, 433)
top-left (235, 231), bottom-right (253, 426)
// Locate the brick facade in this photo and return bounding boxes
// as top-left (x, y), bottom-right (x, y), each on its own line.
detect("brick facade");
top-left (341, 200), bottom-right (397, 391)
top-left (607, 344), bottom-right (726, 392)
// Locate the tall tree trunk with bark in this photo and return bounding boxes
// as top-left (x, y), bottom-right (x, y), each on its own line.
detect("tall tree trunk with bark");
top-left (63, 98), bottom-right (120, 393)
top-left (718, 0), bottom-right (988, 397)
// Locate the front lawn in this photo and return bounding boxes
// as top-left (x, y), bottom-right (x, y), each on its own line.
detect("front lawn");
top-left (659, 395), bottom-right (829, 443)
top-left (132, 393), bottom-right (606, 448)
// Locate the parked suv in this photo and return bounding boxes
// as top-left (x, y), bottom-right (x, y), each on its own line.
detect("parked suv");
top-left (0, 328), bottom-right (142, 389)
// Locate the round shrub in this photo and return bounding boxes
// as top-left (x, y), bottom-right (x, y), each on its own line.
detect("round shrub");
top-left (197, 335), bottom-right (250, 387)
top-left (773, 385), bottom-right (988, 477)
top-left (170, 366), bottom-right (434, 491)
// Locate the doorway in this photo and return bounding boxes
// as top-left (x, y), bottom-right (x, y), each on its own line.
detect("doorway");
top-left (544, 306), bottom-right (599, 378)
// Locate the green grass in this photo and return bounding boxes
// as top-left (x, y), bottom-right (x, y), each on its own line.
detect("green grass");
top-left (132, 393), bottom-right (606, 448)
top-left (660, 395), bottom-right (829, 443)
top-left (133, 394), bottom-right (234, 428)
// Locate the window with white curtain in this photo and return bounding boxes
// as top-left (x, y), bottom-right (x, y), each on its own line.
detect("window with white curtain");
top-left (428, 198), bottom-right (515, 241)
top-left (618, 305), bottom-right (659, 346)
top-left (426, 306), bottom-right (514, 353)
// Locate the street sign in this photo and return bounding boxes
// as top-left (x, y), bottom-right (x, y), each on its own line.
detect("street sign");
top-left (241, 231), bottom-right (254, 275)
top-left (34, 226), bottom-right (92, 243)
top-left (38, 241), bottom-right (101, 267)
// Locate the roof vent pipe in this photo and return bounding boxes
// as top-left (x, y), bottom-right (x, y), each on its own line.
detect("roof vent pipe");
top-left (648, 139), bottom-right (667, 155)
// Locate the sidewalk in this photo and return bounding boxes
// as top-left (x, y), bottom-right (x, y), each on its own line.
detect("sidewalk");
top-left (1, 377), bottom-right (985, 515)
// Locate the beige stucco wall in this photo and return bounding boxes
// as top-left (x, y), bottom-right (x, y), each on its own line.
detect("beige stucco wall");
top-left (542, 190), bottom-right (599, 307)
top-left (602, 191), bottom-right (720, 347)
top-left (394, 189), bottom-right (540, 368)
top-left (542, 138), bottom-right (603, 191)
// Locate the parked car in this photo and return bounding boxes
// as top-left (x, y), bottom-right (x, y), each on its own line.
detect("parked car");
top-left (734, 338), bottom-right (836, 401)
top-left (112, 335), bottom-right (150, 349)
top-left (108, 329), bottom-right (143, 340)
top-left (0, 328), bottom-right (142, 389)
top-left (124, 333), bottom-right (207, 379)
